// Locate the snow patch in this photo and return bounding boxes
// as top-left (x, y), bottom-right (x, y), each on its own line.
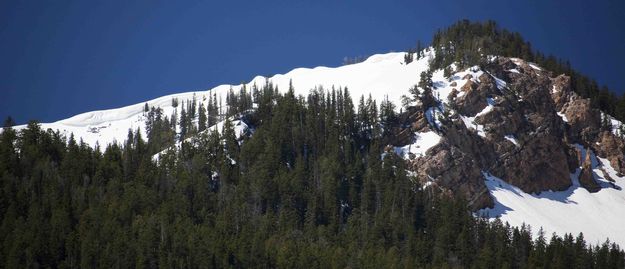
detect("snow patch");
top-left (425, 107), bottom-right (445, 129)
top-left (491, 74), bottom-right (507, 91)
top-left (460, 98), bottom-right (494, 138)
top-left (507, 68), bottom-right (520, 74)
top-left (430, 65), bottom-right (484, 106)
top-left (557, 112), bottom-right (569, 123)
top-left (504, 135), bottom-right (519, 146)
top-left (394, 131), bottom-right (441, 158)
top-left (601, 112), bottom-right (624, 137)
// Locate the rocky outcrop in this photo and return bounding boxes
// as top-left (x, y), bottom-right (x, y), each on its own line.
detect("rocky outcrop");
top-left (491, 132), bottom-right (572, 193)
top-left (595, 131), bottom-right (625, 176)
top-left (562, 99), bottom-right (601, 141)
top-left (550, 75), bottom-right (572, 110)
top-left (411, 144), bottom-right (493, 210)
top-left (579, 148), bottom-right (601, 192)
top-left (456, 73), bottom-right (498, 116)
top-left (387, 106), bottom-right (431, 146)
top-left (390, 56), bottom-right (625, 210)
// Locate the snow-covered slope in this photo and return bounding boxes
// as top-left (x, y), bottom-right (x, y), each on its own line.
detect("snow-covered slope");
top-left (11, 51), bottom-right (433, 147)
top-left (479, 155), bottom-right (625, 247)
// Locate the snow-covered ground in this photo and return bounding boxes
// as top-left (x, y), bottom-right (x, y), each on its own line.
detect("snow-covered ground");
top-left (602, 112), bottom-right (624, 137)
top-left (393, 131), bottom-right (441, 158)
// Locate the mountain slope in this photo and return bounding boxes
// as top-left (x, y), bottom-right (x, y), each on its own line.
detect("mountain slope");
top-left (7, 48), bottom-right (625, 247)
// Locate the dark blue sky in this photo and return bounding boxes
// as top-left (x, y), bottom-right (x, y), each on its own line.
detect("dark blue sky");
top-left (2, 0), bottom-right (624, 124)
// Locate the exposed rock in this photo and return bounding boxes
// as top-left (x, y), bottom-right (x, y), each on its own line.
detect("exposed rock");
top-left (595, 131), bottom-right (625, 176)
top-left (447, 88), bottom-right (459, 102)
top-left (389, 56), bottom-right (625, 210)
top-left (388, 106), bottom-right (431, 146)
top-left (478, 106), bottom-right (526, 138)
top-left (498, 57), bottom-right (518, 71)
top-left (551, 75), bottom-right (572, 110)
top-left (561, 98), bottom-right (601, 141)
top-left (491, 132), bottom-right (572, 193)
top-left (456, 75), bottom-right (497, 116)
top-left (412, 144), bottom-right (493, 210)
top-left (579, 148), bottom-right (601, 192)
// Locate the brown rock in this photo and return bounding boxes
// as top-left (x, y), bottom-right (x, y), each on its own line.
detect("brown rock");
top-left (595, 131), bottom-right (625, 176)
top-left (456, 76), bottom-right (498, 116)
top-left (491, 132), bottom-right (572, 193)
top-left (579, 148), bottom-right (601, 192)
top-left (562, 98), bottom-right (601, 141)
top-left (388, 106), bottom-right (431, 146)
top-left (499, 57), bottom-right (518, 70)
top-left (447, 88), bottom-right (458, 102)
top-left (550, 75), bottom-right (572, 110)
top-left (412, 145), bottom-right (493, 210)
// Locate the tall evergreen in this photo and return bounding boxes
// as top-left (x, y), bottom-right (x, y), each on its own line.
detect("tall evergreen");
top-left (198, 102), bottom-right (207, 132)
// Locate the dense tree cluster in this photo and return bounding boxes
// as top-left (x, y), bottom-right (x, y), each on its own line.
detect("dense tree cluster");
top-left (429, 20), bottom-right (625, 122)
top-left (2, 81), bottom-right (624, 268)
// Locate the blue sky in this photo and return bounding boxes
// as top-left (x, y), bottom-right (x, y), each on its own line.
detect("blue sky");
top-left (2, 0), bottom-right (624, 124)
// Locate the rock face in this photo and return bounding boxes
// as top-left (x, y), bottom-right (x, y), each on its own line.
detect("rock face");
top-left (595, 131), bottom-right (625, 176)
top-left (391, 56), bottom-right (625, 210)
top-left (579, 147), bottom-right (601, 192)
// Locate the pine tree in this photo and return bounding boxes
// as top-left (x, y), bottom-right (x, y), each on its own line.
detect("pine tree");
top-left (198, 103), bottom-right (207, 132)
top-left (222, 117), bottom-right (239, 164)
top-left (379, 96), bottom-right (396, 137)
top-left (0, 116), bottom-right (19, 175)
top-left (179, 106), bottom-right (187, 141)
top-left (190, 94), bottom-right (197, 120)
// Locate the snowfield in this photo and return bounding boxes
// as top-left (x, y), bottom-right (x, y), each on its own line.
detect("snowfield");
top-left (479, 148), bottom-right (625, 247)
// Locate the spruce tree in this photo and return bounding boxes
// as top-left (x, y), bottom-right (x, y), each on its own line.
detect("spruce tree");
top-left (179, 106), bottom-right (187, 141)
top-left (198, 103), bottom-right (207, 132)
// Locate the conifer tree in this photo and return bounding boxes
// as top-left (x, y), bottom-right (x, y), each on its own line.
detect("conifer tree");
top-left (198, 102), bottom-right (207, 132)
top-left (179, 106), bottom-right (187, 141)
